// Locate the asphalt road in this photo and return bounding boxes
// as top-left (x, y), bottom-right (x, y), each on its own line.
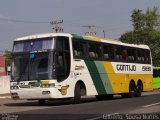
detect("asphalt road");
top-left (0, 91), bottom-right (160, 120)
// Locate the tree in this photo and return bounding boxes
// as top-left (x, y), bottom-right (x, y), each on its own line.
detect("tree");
top-left (145, 7), bottom-right (159, 30)
top-left (131, 7), bottom-right (159, 31)
top-left (131, 9), bottom-right (145, 31)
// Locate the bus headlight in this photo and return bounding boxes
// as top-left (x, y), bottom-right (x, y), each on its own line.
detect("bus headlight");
top-left (40, 83), bottom-right (55, 88)
top-left (10, 86), bottom-right (19, 90)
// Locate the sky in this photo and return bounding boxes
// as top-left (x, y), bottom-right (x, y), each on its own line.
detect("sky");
top-left (0, 0), bottom-right (160, 51)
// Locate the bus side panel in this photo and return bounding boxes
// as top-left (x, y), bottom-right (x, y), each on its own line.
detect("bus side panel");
top-left (103, 62), bottom-right (153, 93)
top-left (78, 60), bottom-right (153, 96)
top-left (103, 61), bottom-right (128, 94)
top-left (85, 60), bottom-right (130, 95)
top-left (142, 74), bottom-right (153, 91)
top-left (71, 59), bottom-right (98, 96)
top-left (84, 60), bottom-right (107, 95)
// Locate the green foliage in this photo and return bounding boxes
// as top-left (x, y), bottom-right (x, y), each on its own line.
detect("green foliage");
top-left (145, 7), bottom-right (159, 30)
top-left (131, 7), bottom-right (159, 31)
top-left (131, 9), bottom-right (145, 30)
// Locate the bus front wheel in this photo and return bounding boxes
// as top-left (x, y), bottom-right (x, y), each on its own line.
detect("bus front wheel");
top-left (74, 84), bottom-right (81, 104)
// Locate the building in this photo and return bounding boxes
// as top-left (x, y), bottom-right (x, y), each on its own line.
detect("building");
top-left (0, 56), bottom-right (6, 77)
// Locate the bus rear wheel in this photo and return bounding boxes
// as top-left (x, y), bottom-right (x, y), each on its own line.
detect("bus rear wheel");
top-left (128, 81), bottom-right (136, 98)
top-left (135, 82), bottom-right (143, 97)
top-left (122, 81), bottom-right (136, 98)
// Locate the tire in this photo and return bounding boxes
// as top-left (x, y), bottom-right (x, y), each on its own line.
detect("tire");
top-left (135, 82), bottom-right (143, 97)
top-left (74, 84), bottom-right (81, 104)
top-left (122, 82), bottom-right (136, 98)
top-left (38, 100), bottom-right (46, 105)
top-left (128, 82), bottom-right (136, 98)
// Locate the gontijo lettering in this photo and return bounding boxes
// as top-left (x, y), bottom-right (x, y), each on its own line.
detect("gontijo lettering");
top-left (116, 64), bottom-right (136, 71)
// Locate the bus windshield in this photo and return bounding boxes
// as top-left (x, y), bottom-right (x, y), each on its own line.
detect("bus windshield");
top-left (12, 52), bottom-right (53, 81)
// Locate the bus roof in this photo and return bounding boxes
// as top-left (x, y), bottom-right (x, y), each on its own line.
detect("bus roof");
top-left (72, 34), bottom-right (149, 49)
top-left (15, 33), bottom-right (150, 50)
top-left (15, 33), bottom-right (71, 41)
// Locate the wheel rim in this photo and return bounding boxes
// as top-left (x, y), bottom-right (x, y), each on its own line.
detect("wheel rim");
top-left (136, 83), bottom-right (142, 96)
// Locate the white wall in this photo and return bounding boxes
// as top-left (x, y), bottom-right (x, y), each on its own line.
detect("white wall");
top-left (0, 76), bottom-right (10, 94)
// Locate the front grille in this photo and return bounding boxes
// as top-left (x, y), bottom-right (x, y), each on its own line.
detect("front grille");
top-left (19, 84), bottom-right (40, 88)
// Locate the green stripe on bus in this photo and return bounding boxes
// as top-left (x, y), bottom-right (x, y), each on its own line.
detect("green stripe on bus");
top-left (71, 34), bottom-right (84, 39)
top-left (85, 60), bottom-right (106, 94)
top-left (94, 61), bottom-right (113, 94)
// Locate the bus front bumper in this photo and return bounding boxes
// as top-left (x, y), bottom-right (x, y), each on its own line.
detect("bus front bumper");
top-left (10, 88), bottom-right (57, 100)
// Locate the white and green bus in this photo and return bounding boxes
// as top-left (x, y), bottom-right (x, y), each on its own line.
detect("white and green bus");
top-left (10, 33), bottom-right (153, 104)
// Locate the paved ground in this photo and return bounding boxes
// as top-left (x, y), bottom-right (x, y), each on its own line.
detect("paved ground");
top-left (0, 90), bottom-right (160, 120)
top-left (128, 90), bottom-right (160, 114)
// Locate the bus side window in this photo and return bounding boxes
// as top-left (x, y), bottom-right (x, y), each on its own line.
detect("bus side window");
top-left (153, 69), bottom-right (158, 78)
top-left (88, 43), bottom-right (96, 58)
top-left (103, 45), bottom-right (109, 59)
top-left (127, 48), bottom-right (134, 62)
top-left (121, 48), bottom-right (127, 61)
top-left (73, 41), bottom-right (81, 57)
top-left (55, 52), bottom-right (65, 78)
top-left (96, 45), bottom-right (103, 59)
top-left (145, 50), bottom-right (151, 64)
top-left (55, 37), bottom-right (70, 82)
top-left (79, 42), bottom-right (87, 58)
top-left (137, 49), bottom-right (145, 62)
top-left (104, 45), bottom-right (114, 60)
top-left (114, 46), bottom-right (121, 61)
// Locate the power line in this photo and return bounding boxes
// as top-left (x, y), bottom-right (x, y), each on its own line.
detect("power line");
top-left (0, 18), bottom-right (49, 24)
top-left (0, 17), bottom-right (130, 31)
top-left (0, 17), bottom-right (132, 38)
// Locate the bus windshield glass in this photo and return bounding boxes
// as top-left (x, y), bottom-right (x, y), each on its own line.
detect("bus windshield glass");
top-left (12, 52), bottom-right (53, 81)
top-left (13, 37), bottom-right (54, 52)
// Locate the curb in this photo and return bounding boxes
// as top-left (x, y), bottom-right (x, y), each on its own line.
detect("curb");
top-left (152, 88), bottom-right (160, 92)
top-left (0, 96), bottom-right (11, 99)
top-left (0, 93), bottom-right (11, 99)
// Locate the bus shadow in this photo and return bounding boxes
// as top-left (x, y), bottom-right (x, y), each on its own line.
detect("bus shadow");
top-left (4, 95), bottom-right (132, 107)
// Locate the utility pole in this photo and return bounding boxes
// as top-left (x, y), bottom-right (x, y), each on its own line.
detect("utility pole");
top-left (82, 25), bottom-right (96, 36)
top-left (50, 20), bottom-right (63, 33)
top-left (103, 30), bottom-right (106, 38)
